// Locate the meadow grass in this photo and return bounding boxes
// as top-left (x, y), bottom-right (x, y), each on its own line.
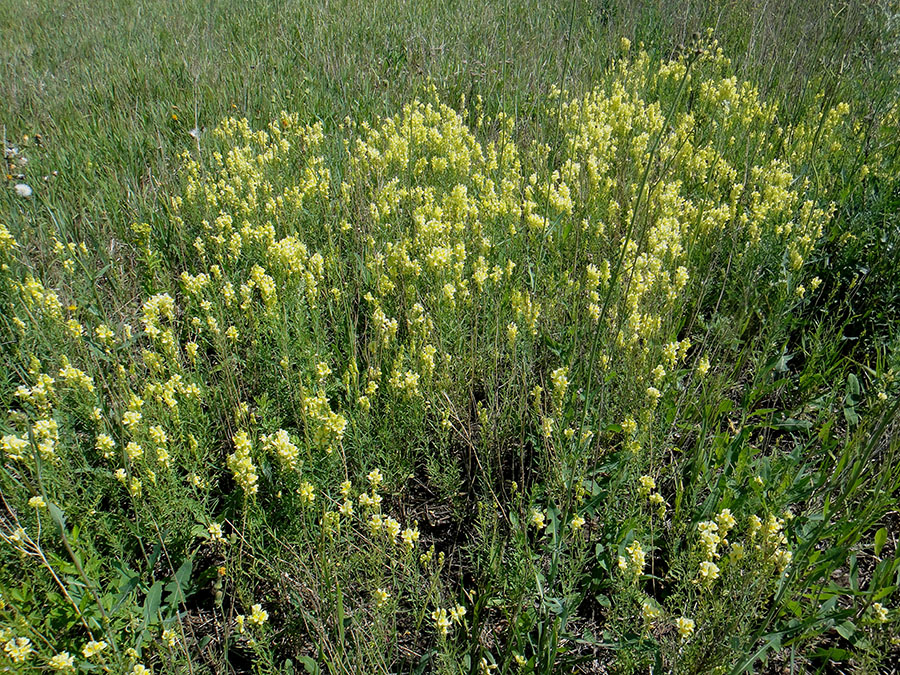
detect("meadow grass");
top-left (2, 1), bottom-right (899, 673)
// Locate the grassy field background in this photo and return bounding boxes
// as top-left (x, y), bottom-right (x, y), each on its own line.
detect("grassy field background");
top-left (2, 0), bottom-right (900, 673)
top-left (3, 0), bottom-right (895, 221)
top-left (3, 0), bottom-right (898, 334)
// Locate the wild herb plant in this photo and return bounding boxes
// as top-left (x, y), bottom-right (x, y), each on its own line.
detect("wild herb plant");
top-left (1, 4), bottom-right (899, 674)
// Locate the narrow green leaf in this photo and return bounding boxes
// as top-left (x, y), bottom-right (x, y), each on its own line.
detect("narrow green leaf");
top-left (335, 585), bottom-right (345, 646)
top-left (48, 503), bottom-right (67, 531)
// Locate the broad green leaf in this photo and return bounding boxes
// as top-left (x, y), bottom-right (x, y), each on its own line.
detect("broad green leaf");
top-left (174, 557), bottom-right (193, 595)
top-left (143, 581), bottom-right (163, 628)
top-left (298, 656), bottom-right (319, 675)
top-left (835, 620), bottom-right (856, 639)
top-left (847, 373), bottom-right (860, 399)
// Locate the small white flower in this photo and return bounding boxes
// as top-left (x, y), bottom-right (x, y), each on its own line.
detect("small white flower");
top-left (14, 183), bottom-right (33, 198)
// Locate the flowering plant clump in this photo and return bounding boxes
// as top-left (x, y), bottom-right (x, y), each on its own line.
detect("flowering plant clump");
top-left (0, 35), bottom-right (897, 675)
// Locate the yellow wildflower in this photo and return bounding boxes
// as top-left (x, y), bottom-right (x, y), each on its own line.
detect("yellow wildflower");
top-left (3, 638), bottom-right (32, 663)
top-left (676, 616), bottom-right (695, 640)
top-left (431, 608), bottom-right (451, 637)
top-left (48, 652), bottom-right (75, 671)
top-left (249, 603), bottom-right (268, 626)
